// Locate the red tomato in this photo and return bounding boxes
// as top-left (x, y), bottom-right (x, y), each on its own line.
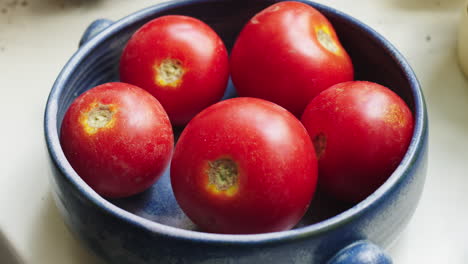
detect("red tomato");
top-left (60, 82), bottom-right (174, 198)
top-left (230, 1), bottom-right (354, 117)
top-left (120, 15), bottom-right (229, 126)
top-left (301, 81), bottom-right (414, 203)
top-left (170, 97), bottom-right (318, 234)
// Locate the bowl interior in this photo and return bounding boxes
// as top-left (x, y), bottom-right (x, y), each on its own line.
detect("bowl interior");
top-left (52, 0), bottom-right (418, 232)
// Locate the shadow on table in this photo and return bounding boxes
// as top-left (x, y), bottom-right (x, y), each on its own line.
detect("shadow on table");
top-left (28, 192), bottom-right (105, 264)
top-left (0, 230), bottom-right (23, 264)
top-left (21, 0), bottom-right (104, 15)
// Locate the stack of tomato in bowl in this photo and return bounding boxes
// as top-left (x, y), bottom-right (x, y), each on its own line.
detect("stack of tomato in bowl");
top-left (59, 1), bottom-right (413, 236)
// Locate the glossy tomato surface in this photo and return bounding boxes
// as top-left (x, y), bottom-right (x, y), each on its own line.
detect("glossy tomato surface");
top-left (230, 1), bottom-right (354, 117)
top-left (171, 97), bottom-right (318, 234)
top-left (301, 81), bottom-right (414, 203)
top-left (120, 15), bottom-right (229, 125)
top-left (60, 82), bottom-right (174, 198)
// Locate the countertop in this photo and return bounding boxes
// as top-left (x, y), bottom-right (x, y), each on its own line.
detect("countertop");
top-left (1, 0), bottom-right (467, 263)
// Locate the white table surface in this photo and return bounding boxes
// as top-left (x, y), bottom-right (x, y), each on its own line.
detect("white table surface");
top-left (1, 0), bottom-right (468, 263)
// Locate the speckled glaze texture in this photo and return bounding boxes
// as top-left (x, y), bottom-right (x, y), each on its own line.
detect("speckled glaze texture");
top-left (44, 0), bottom-right (428, 263)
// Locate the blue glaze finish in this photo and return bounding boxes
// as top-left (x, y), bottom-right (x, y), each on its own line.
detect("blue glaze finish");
top-left (327, 241), bottom-right (392, 264)
top-left (79, 19), bottom-right (114, 47)
top-left (44, 0), bottom-right (429, 263)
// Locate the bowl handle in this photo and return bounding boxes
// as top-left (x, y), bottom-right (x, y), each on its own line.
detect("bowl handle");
top-left (327, 240), bottom-right (392, 264)
top-left (79, 19), bottom-right (114, 47)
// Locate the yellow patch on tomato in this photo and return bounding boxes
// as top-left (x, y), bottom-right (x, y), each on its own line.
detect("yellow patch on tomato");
top-left (79, 102), bottom-right (117, 135)
top-left (205, 183), bottom-right (239, 197)
top-left (205, 158), bottom-right (239, 197)
top-left (154, 58), bottom-right (185, 88)
top-left (315, 26), bottom-right (340, 54)
top-left (383, 104), bottom-right (406, 127)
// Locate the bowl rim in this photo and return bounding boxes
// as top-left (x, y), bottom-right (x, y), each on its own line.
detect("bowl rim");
top-left (44, 0), bottom-right (428, 245)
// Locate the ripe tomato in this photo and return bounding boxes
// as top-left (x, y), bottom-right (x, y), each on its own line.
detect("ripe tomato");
top-left (60, 82), bottom-right (174, 198)
top-left (301, 81), bottom-right (414, 203)
top-left (230, 1), bottom-right (354, 117)
top-left (170, 97), bottom-right (318, 234)
top-left (120, 15), bottom-right (229, 126)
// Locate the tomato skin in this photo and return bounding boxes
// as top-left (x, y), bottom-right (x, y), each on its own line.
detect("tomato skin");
top-left (120, 15), bottom-right (229, 126)
top-left (230, 1), bottom-right (354, 117)
top-left (171, 97), bottom-right (318, 234)
top-left (60, 82), bottom-right (174, 198)
top-left (301, 81), bottom-right (414, 203)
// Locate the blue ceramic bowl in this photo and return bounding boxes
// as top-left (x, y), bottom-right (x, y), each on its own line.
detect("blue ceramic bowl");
top-left (44, 0), bottom-right (428, 263)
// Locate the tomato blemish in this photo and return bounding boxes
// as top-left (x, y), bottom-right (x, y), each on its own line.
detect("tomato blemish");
top-left (313, 132), bottom-right (327, 159)
top-left (206, 158), bottom-right (239, 196)
top-left (250, 17), bottom-right (260, 24)
top-left (80, 103), bottom-right (117, 135)
top-left (384, 104), bottom-right (406, 127)
top-left (154, 58), bottom-right (185, 88)
top-left (268, 5), bottom-right (281, 12)
top-left (316, 27), bottom-right (339, 54)
top-left (335, 87), bottom-right (345, 93)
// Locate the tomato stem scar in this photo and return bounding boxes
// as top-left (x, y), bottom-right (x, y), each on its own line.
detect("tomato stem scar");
top-left (208, 159), bottom-right (238, 191)
top-left (87, 104), bottom-right (115, 128)
top-left (155, 58), bottom-right (185, 87)
top-left (316, 28), bottom-right (338, 53)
